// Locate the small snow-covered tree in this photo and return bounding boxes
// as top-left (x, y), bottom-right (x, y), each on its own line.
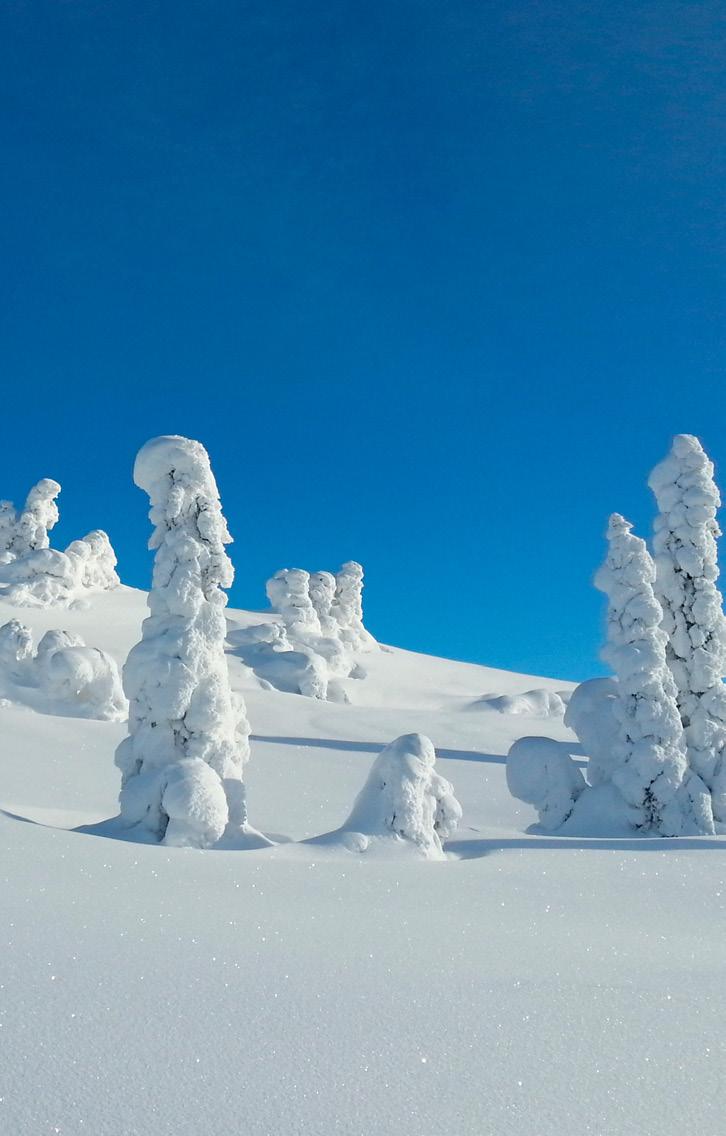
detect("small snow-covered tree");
top-left (340, 733), bottom-right (461, 859)
top-left (649, 434), bottom-right (726, 820)
top-left (66, 530), bottom-right (120, 591)
top-left (115, 435), bottom-right (253, 848)
top-left (594, 513), bottom-right (712, 835)
top-left (266, 568), bottom-right (321, 637)
top-left (331, 561), bottom-right (376, 650)
top-left (10, 479), bottom-right (61, 558)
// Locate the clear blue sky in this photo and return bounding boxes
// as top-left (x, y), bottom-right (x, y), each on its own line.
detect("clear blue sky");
top-left (1, 2), bottom-right (724, 680)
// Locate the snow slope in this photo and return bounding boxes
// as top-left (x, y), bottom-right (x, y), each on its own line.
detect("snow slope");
top-left (1, 588), bottom-right (725, 1136)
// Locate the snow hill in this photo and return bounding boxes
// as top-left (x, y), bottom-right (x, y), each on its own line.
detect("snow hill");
top-left (1, 586), bottom-right (724, 1136)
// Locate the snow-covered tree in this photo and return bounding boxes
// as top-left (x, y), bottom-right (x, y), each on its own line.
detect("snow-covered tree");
top-left (506, 737), bottom-right (586, 830)
top-left (0, 501), bottom-right (17, 563)
top-left (66, 530), bottom-right (120, 591)
top-left (331, 561), bottom-right (376, 650)
top-left (594, 512), bottom-right (712, 835)
top-left (648, 434), bottom-right (726, 820)
top-left (115, 435), bottom-right (254, 848)
top-left (10, 479), bottom-right (61, 558)
top-left (339, 733), bottom-right (461, 859)
top-left (308, 571), bottom-right (338, 636)
top-left (266, 568), bottom-right (321, 637)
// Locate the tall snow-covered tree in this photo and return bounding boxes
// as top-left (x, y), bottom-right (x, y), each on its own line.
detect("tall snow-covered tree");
top-left (115, 435), bottom-right (253, 848)
top-left (648, 434), bottom-right (726, 820)
top-left (331, 561), bottom-right (376, 649)
top-left (594, 513), bottom-right (713, 835)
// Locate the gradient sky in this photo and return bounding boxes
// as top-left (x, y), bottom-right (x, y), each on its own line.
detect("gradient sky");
top-left (1, 1), bottom-right (724, 680)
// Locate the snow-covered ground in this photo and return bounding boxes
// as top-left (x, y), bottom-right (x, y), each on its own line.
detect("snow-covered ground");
top-left (1, 587), bottom-right (725, 1135)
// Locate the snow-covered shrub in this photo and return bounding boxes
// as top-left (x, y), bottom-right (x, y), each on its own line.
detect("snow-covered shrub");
top-left (506, 737), bottom-right (586, 831)
top-left (0, 528), bottom-right (120, 608)
top-left (0, 620), bottom-right (125, 720)
top-left (339, 733), bottom-right (461, 859)
top-left (649, 434), bottom-right (726, 820)
top-left (39, 642), bottom-right (127, 720)
top-left (563, 677), bottom-right (620, 787)
top-left (9, 479), bottom-right (61, 558)
top-left (115, 435), bottom-right (255, 848)
top-left (473, 689), bottom-right (566, 718)
top-left (0, 548), bottom-right (80, 607)
top-left (331, 561), bottom-right (377, 650)
top-left (594, 512), bottom-right (712, 835)
top-left (0, 618), bottom-right (34, 677)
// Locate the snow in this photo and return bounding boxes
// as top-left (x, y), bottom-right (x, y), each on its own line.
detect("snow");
top-left (1, 585), bottom-right (726, 1135)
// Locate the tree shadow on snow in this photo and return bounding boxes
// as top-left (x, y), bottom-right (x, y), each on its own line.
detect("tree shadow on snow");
top-left (250, 734), bottom-right (534, 766)
top-left (447, 834), bottom-right (726, 859)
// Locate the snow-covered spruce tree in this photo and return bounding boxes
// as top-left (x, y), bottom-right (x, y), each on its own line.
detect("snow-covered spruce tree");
top-left (594, 513), bottom-right (713, 835)
top-left (115, 435), bottom-right (255, 848)
top-left (339, 733), bottom-right (462, 859)
top-left (649, 434), bottom-right (726, 820)
top-left (331, 561), bottom-right (376, 650)
top-left (10, 479), bottom-right (61, 558)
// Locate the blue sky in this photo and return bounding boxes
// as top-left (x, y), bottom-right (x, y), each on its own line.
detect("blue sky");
top-left (1, 1), bottom-right (724, 680)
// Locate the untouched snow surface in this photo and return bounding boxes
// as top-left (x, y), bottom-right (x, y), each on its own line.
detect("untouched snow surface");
top-left (1, 587), bottom-right (725, 1135)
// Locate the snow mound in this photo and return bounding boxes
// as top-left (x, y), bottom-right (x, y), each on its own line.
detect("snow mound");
top-left (0, 529), bottom-right (120, 608)
top-left (0, 619), bottom-right (126, 720)
top-left (506, 736), bottom-right (586, 831)
top-left (473, 688), bottom-right (566, 717)
top-left (318, 733), bottom-right (462, 859)
top-left (563, 677), bottom-right (620, 786)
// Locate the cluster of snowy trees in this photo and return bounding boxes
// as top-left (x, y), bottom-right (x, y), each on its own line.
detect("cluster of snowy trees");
top-left (0, 619), bottom-right (126, 720)
top-left (0, 479), bottom-right (119, 607)
top-left (508, 435), bottom-right (726, 837)
top-left (230, 561), bottom-right (376, 702)
top-left (111, 434), bottom-right (460, 855)
top-left (259, 561), bottom-right (376, 699)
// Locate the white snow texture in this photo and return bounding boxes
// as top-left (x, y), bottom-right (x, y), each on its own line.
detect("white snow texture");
top-left (115, 435), bottom-right (252, 849)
